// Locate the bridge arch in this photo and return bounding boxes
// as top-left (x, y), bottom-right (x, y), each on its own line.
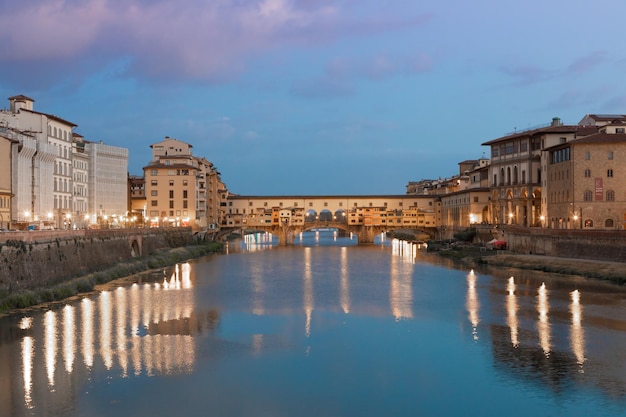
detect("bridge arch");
top-left (319, 209), bottom-right (333, 222)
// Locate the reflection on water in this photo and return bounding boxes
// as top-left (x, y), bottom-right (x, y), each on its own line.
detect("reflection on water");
top-left (570, 290), bottom-right (585, 368)
top-left (537, 282), bottom-right (551, 356)
top-left (506, 277), bottom-right (519, 347)
top-left (0, 233), bottom-right (624, 417)
top-left (5, 262), bottom-right (218, 415)
top-left (466, 270), bottom-right (480, 341)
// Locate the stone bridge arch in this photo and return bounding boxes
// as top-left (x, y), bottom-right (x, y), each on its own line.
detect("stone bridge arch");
top-left (128, 235), bottom-right (142, 257)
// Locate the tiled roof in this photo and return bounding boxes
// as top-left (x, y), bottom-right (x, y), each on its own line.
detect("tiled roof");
top-left (570, 132), bottom-right (626, 144)
top-left (481, 125), bottom-right (579, 146)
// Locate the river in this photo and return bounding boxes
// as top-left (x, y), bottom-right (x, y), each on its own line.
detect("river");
top-left (0, 230), bottom-right (625, 417)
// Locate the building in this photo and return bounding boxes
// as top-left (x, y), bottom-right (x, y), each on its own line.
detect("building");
top-left (544, 121), bottom-right (626, 229)
top-left (128, 175), bottom-right (147, 226)
top-left (0, 128), bottom-right (20, 229)
top-left (481, 117), bottom-right (580, 227)
top-left (0, 95), bottom-right (129, 229)
top-left (440, 159), bottom-right (491, 229)
top-left (85, 140), bottom-right (129, 226)
top-left (143, 137), bottom-right (226, 229)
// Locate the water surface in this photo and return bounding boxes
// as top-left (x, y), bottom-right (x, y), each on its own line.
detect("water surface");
top-left (0, 232), bottom-right (625, 417)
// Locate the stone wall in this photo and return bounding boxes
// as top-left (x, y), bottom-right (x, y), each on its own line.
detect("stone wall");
top-left (503, 226), bottom-right (626, 262)
top-left (0, 228), bottom-right (192, 295)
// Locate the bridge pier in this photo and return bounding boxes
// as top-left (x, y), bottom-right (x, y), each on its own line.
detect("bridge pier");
top-left (276, 225), bottom-right (300, 246)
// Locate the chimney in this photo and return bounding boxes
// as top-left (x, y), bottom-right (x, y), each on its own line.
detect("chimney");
top-left (551, 117), bottom-right (562, 127)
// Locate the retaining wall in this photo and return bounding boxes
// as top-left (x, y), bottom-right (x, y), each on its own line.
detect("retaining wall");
top-left (503, 226), bottom-right (626, 262)
top-left (0, 228), bottom-right (192, 295)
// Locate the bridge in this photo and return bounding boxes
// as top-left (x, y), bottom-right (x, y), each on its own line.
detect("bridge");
top-left (222, 194), bottom-right (440, 245)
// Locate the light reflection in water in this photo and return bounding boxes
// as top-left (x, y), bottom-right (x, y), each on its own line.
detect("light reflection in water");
top-left (251, 261), bottom-right (265, 316)
top-left (44, 310), bottom-right (57, 387)
top-left (21, 336), bottom-right (34, 409)
top-left (115, 287), bottom-right (129, 377)
top-left (303, 247), bottom-right (314, 337)
top-left (506, 277), bottom-right (519, 348)
top-left (18, 262), bottom-right (199, 410)
top-left (100, 291), bottom-right (113, 369)
top-left (62, 305), bottom-right (75, 374)
top-left (389, 245), bottom-right (414, 320)
top-left (537, 283), bottom-right (551, 356)
top-left (81, 298), bottom-right (94, 368)
top-left (570, 289), bottom-right (586, 368)
top-left (340, 247), bottom-right (350, 314)
top-left (466, 270), bottom-right (479, 341)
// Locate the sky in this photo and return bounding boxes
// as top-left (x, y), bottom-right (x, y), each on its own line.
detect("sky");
top-left (2, 0), bottom-right (626, 196)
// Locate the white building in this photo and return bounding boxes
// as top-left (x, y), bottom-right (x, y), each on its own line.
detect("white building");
top-left (0, 95), bottom-right (128, 229)
top-left (86, 140), bottom-right (129, 225)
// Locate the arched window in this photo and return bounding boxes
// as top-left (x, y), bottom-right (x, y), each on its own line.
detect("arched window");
top-left (607, 190), bottom-right (615, 201)
top-left (584, 219), bottom-right (593, 228)
top-left (584, 190), bottom-right (593, 201)
top-left (500, 168), bottom-right (505, 186)
top-left (513, 166), bottom-right (518, 185)
top-left (605, 218), bottom-right (614, 228)
top-left (507, 167), bottom-right (511, 185)
top-left (584, 168), bottom-right (591, 177)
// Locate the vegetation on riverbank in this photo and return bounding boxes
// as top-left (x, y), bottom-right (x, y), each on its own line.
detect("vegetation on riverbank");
top-left (426, 239), bottom-right (626, 285)
top-left (0, 241), bottom-right (223, 314)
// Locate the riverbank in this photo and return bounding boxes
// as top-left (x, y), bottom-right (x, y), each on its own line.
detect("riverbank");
top-left (475, 253), bottom-right (626, 284)
top-left (433, 245), bottom-right (626, 285)
top-left (0, 241), bottom-right (223, 315)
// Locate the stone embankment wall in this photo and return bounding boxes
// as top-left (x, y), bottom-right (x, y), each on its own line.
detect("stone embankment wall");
top-left (502, 226), bottom-right (626, 262)
top-left (0, 228), bottom-right (192, 295)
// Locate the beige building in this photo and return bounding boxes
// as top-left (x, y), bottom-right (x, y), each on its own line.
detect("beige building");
top-left (481, 118), bottom-right (579, 227)
top-left (544, 122), bottom-right (626, 229)
top-left (143, 137), bottom-right (225, 229)
top-left (0, 128), bottom-right (19, 229)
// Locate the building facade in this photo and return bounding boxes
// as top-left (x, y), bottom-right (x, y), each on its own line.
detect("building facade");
top-left (143, 137), bottom-right (225, 229)
top-left (0, 95), bottom-right (129, 229)
top-left (481, 118), bottom-right (579, 227)
top-left (545, 122), bottom-right (626, 229)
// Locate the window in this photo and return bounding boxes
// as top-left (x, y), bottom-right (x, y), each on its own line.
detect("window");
top-left (151, 170), bottom-right (158, 176)
top-left (151, 200), bottom-right (157, 206)
top-left (617, 128), bottom-right (625, 133)
top-left (608, 169), bottom-right (614, 177)
top-left (584, 190), bottom-right (593, 201)
top-left (169, 180), bottom-right (174, 186)
top-left (585, 151), bottom-right (590, 160)
top-left (169, 200), bottom-right (174, 209)
top-left (183, 190), bottom-right (188, 198)
top-left (183, 180), bottom-right (188, 186)
top-left (473, 196), bottom-right (479, 203)
top-left (183, 200), bottom-right (188, 209)
top-left (605, 218), bottom-right (614, 228)
top-left (151, 190), bottom-right (158, 196)
top-left (608, 151), bottom-right (614, 160)
top-left (606, 190), bottom-right (615, 201)
top-left (584, 169), bottom-right (591, 178)
top-left (169, 190), bottom-right (174, 198)
top-left (584, 219), bottom-right (593, 228)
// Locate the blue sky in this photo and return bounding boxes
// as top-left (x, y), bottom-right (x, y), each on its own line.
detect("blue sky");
top-left (1, 0), bottom-right (625, 195)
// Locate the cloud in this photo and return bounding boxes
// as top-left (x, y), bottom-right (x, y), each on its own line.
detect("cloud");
top-left (499, 51), bottom-right (607, 87)
top-left (291, 52), bottom-right (433, 98)
top-left (0, 0), bottom-right (431, 88)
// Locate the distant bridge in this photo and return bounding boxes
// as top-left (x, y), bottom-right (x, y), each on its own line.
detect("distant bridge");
top-left (223, 194), bottom-right (440, 245)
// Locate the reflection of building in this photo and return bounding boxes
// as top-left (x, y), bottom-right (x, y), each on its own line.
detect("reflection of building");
top-left (143, 137), bottom-right (227, 229)
top-left (0, 262), bottom-right (218, 416)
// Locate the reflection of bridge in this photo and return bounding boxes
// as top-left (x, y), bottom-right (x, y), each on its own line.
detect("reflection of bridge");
top-left (223, 194), bottom-right (441, 245)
